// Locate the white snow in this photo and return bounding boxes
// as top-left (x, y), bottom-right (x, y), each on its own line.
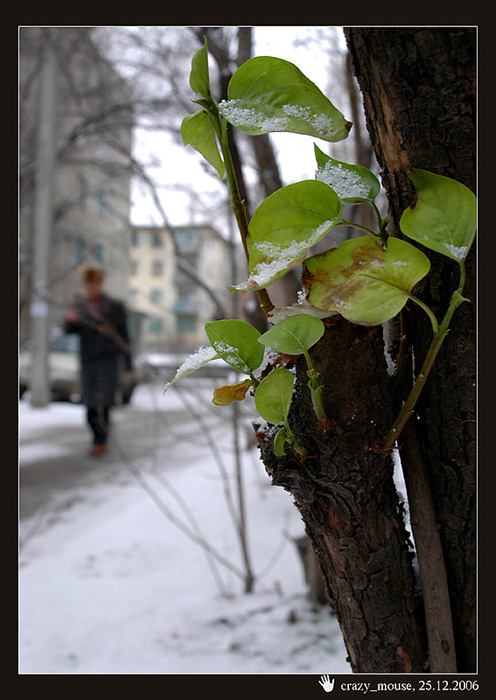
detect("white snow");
top-left (164, 346), bottom-right (220, 391)
top-left (316, 161), bottom-right (370, 200)
top-left (280, 104), bottom-right (341, 139)
top-left (445, 244), bottom-right (469, 261)
top-left (19, 382), bottom-right (350, 675)
top-left (219, 99), bottom-right (290, 134)
top-left (231, 222), bottom-right (334, 292)
top-left (218, 101), bottom-right (342, 141)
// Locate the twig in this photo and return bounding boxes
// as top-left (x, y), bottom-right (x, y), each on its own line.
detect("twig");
top-left (217, 115), bottom-right (274, 317)
top-left (398, 421), bottom-right (457, 672)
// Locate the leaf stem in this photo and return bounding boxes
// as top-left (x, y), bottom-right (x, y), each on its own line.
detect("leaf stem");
top-left (302, 348), bottom-right (330, 429)
top-left (284, 420), bottom-right (308, 456)
top-left (383, 332), bottom-right (444, 450)
top-left (339, 219), bottom-right (381, 239)
top-left (408, 294), bottom-right (439, 334)
top-left (219, 119), bottom-right (249, 256)
top-left (383, 261), bottom-right (468, 450)
top-left (218, 117), bottom-right (274, 316)
top-left (370, 200), bottom-right (387, 233)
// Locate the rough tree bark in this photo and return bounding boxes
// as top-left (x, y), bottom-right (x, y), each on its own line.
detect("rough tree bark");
top-left (256, 317), bottom-right (426, 673)
top-left (345, 27), bottom-right (476, 672)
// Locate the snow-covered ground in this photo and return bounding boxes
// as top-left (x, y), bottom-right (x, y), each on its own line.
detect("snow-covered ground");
top-left (19, 381), bottom-right (350, 675)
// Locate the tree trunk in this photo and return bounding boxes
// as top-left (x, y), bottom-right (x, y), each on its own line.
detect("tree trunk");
top-left (345, 26), bottom-right (476, 672)
top-left (256, 317), bottom-right (426, 672)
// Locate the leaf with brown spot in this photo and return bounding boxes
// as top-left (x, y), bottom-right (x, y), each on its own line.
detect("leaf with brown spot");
top-left (302, 236), bottom-right (430, 326)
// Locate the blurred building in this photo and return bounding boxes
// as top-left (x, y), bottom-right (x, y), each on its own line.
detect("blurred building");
top-left (129, 225), bottom-right (231, 351)
top-left (19, 27), bottom-right (133, 343)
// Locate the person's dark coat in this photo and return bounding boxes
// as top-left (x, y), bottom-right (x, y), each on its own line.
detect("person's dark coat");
top-left (64, 293), bottom-right (132, 408)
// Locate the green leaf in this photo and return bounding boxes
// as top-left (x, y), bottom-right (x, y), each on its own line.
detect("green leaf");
top-left (314, 144), bottom-right (381, 203)
top-left (212, 378), bottom-right (252, 406)
top-left (218, 56), bottom-right (351, 143)
top-left (303, 236), bottom-right (431, 326)
top-left (205, 319), bottom-right (265, 374)
top-left (230, 180), bottom-right (342, 292)
top-left (164, 346), bottom-right (219, 392)
top-left (254, 368), bottom-right (294, 425)
top-left (400, 169), bottom-right (477, 262)
top-left (273, 426), bottom-right (288, 456)
top-left (181, 111), bottom-right (225, 179)
top-left (259, 314), bottom-right (324, 355)
top-left (189, 39), bottom-right (210, 99)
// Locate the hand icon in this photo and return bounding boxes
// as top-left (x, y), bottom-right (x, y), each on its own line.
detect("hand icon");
top-left (319, 675), bottom-right (335, 692)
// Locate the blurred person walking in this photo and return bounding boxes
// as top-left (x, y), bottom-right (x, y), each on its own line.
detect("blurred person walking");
top-left (64, 264), bottom-right (133, 455)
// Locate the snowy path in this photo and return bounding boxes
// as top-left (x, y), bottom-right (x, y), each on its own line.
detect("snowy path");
top-left (19, 382), bottom-right (350, 675)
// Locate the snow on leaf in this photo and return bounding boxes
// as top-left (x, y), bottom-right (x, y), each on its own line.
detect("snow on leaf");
top-left (164, 346), bottom-right (219, 392)
top-left (314, 144), bottom-right (381, 203)
top-left (219, 56), bottom-right (351, 143)
top-left (205, 319), bottom-right (264, 374)
top-left (229, 180), bottom-right (341, 292)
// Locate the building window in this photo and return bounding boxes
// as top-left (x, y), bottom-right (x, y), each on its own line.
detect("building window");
top-left (176, 229), bottom-right (199, 245)
top-left (174, 288), bottom-right (197, 314)
top-left (75, 241), bottom-right (85, 265)
top-left (129, 288), bottom-right (139, 306)
top-left (150, 288), bottom-right (163, 306)
top-left (152, 230), bottom-right (164, 248)
top-left (176, 315), bottom-right (197, 334)
top-left (149, 317), bottom-right (162, 334)
top-left (93, 244), bottom-right (104, 262)
top-left (176, 229), bottom-right (200, 254)
top-left (131, 229), bottom-right (140, 247)
top-left (151, 259), bottom-right (163, 276)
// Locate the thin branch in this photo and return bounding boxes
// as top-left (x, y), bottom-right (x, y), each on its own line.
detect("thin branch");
top-left (398, 421), bottom-right (457, 672)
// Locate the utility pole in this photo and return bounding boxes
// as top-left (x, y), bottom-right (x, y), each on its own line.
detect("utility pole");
top-left (30, 33), bottom-right (58, 407)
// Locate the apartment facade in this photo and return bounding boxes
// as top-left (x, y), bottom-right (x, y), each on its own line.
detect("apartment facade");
top-left (19, 27), bottom-right (133, 342)
top-left (129, 225), bottom-right (231, 351)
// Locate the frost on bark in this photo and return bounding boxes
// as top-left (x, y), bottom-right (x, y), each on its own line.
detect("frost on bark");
top-left (345, 27), bottom-right (476, 672)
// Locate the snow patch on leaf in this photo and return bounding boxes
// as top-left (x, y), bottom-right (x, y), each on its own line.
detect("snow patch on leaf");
top-left (164, 346), bottom-right (218, 392)
top-left (230, 220), bottom-right (335, 292)
top-left (316, 160), bottom-right (371, 200)
top-left (218, 99), bottom-right (289, 133)
top-left (219, 101), bottom-right (346, 141)
top-left (444, 244), bottom-right (469, 261)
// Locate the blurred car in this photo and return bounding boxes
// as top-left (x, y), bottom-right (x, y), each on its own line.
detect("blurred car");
top-left (19, 329), bottom-right (138, 404)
